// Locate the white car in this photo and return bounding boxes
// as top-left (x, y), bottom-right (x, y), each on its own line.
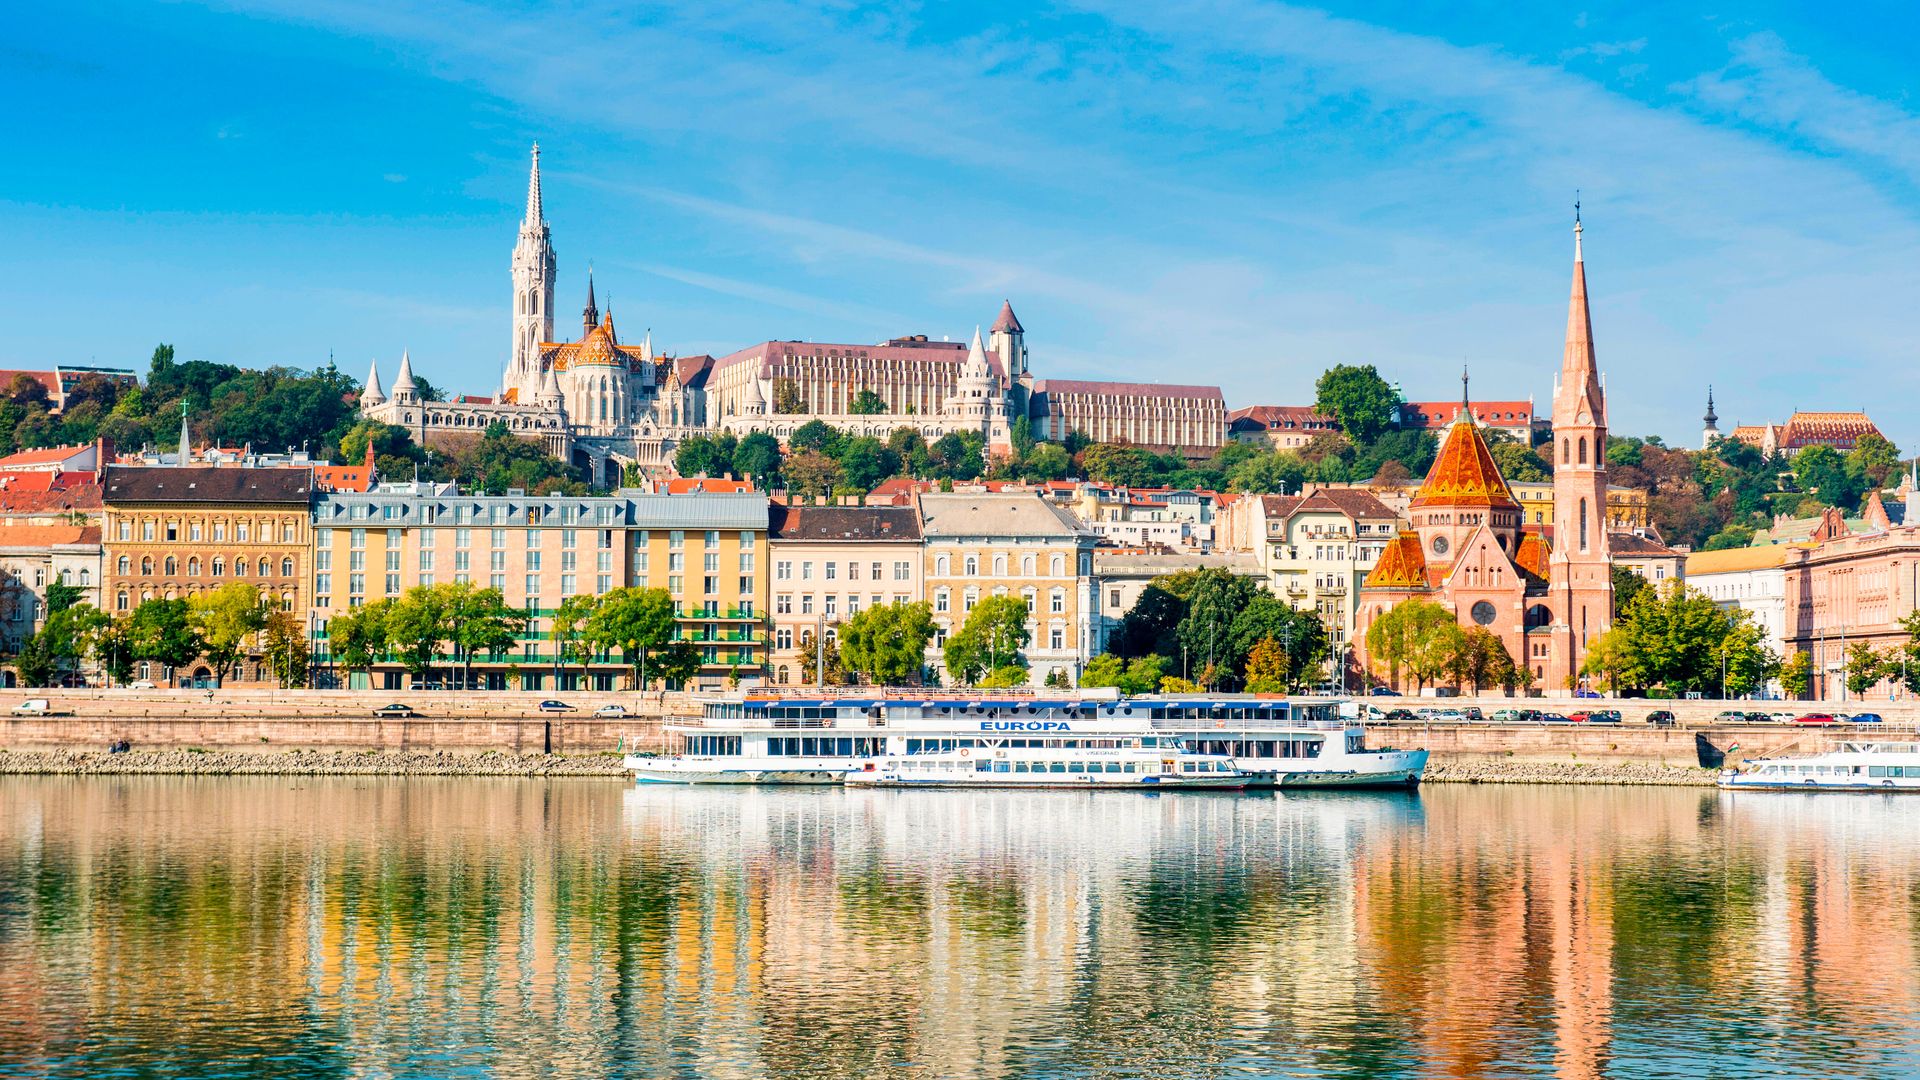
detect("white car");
top-left (594, 704), bottom-right (629, 717)
top-left (128, 680), bottom-right (158, 690)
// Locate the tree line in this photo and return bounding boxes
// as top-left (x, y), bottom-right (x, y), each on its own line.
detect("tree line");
top-left (10, 581), bottom-right (307, 689)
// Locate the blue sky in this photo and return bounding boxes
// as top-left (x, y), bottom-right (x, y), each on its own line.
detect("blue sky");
top-left (6, 2), bottom-right (1918, 447)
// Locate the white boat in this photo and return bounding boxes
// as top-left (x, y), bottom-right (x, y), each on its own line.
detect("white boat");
top-left (622, 692), bottom-right (1427, 789)
top-left (1719, 741), bottom-right (1920, 792)
top-left (845, 741), bottom-right (1248, 789)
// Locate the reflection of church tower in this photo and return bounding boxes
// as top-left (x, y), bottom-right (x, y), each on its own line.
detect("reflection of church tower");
top-left (511, 143), bottom-right (556, 396)
top-left (1548, 212), bottom-right (1614, 685)
top-left (1701, 387), bottom-right (1719, 451)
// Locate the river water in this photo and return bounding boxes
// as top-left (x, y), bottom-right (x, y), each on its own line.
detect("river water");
top-left (2, 778), bottom-right (1918, 1078)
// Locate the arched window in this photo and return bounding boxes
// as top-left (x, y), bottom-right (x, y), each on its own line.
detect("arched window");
top-left (1578, 499), bottom-right (1590, 553)
top-left (993, 554), bottom-right (1007, 576)
top-left (1050, 553), bottom-right (1066, 577)
top-left (1020, 554), bottom-right (1035, 575)
top-left (234, 557), bottom-right (248, 576)
top-left (118, 556), bottom-right (131, 575)
top-left (964, 555), bottom-right (978, 576)
top-left (1578, 437), bottom-right (1588, 465)
top-left (1561, 438), bottom-right (1570, 464)
top-left (170, 557), bottom-right (183, 576)
top-left (212, 558), bottom-right (224, 577)
top-left (282, 558), bottom-right (294, 577)
top-left (934, 554), bottom-right (950, 576)
top-left (142, 557), bottom-right (154, 576)
top-left (259, 558), bottom-right (271, 577)
top-left (79, 569), bottom-right (90, 586)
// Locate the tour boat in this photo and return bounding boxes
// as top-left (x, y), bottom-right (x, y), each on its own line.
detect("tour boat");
top-left (623, 692), bottom-right (1427, 788)
top-left (1719, 741), bottom-right (1920, 792)
top-left (844, 741), bottom-right (1248, 789)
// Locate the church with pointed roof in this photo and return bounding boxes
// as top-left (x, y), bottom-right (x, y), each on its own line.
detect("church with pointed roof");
top-left (1354, 217), bottom-right (1614, 691)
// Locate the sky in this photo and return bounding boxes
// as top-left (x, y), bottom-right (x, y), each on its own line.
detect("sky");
top-left (5, 2), bottom-right (1918, 448)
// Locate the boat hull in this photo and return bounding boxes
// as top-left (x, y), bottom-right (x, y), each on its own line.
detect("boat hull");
top-left (1719, 777), bottom-right (1920, 792)
top-left (624, 754), bottom-right (853, 785)
top-left (845, 774), bottom-right (1250, 790)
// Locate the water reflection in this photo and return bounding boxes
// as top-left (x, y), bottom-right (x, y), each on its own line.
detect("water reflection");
top-left (1, 778), bottom-right (1918, 1078)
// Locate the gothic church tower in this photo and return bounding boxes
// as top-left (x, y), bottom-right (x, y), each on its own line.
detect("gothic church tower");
top-left (1548, 213), bottom-right (1613, 686)
top-left (511, 143), bottom-right (556, 397)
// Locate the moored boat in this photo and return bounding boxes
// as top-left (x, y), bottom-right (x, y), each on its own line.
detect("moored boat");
top-left (1719, 741), bottom-right (1920, 791)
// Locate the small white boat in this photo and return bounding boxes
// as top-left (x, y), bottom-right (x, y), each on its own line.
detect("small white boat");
top-left (1719, 741), bottom-right (1920, 792)
top-left (845, 744), bottom-right (1249, 790)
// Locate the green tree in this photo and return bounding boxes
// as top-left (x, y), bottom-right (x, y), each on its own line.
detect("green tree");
top-left (1700, 524), bottom-right (1755, 551)
top-left (383, 584), bottom-right (450, 682)
top-left (1844, 641), bottom-right (1888, 697)
top-left (836, 436), bottom-right (899, 491)
top-left (325, 599), bottom-right (390, 680)
top-left (1779, 650), bottom-right (1813, 699)
top-left (91, 614), bottom-right (136, 685)
top-left (39, 603), bottom-right (108, 685)
top-left (675, 432), bottom-right (740, 478)
top-left (1454, 626), bottom-right (1519, 694)
top-left (1314, 364), bottom-right (1400, 444)
top-left (1021, 443), bottom-right (1071, 482)
top-left (1489, 441), bottom-right (1550, 483)
top-left (44, 579), bottom-right (84, 614)
top-left (943, 595), bottom-right (1031, 685)
top-left (1611, 564), bottom-right (1648, 619)
top-left (1364, 599), bottom-right (1460, 690)
top-left (1846, 432), bottom-right (1901, 490)
top-left (443, 583), bottom-right (527, 689)
top-left (1226, 451), bottom-right (1309, 495)
top-left (188, 582), bottom-right (268, 687)
top-left (789, 420), bottom-right (844, 455)
top-left (552, 594), bottom-right (600, 678)
top-left (12, 632), bottom-right (55, 687)
top-left (1793, 444), bottom-right (1859, 509)
top-left (1720, 619), bottom-right (1779, 698)
top-left (796, 629), bottom-right (844, 685)
top-left (929, 431), bottom-right (985, 481)
top-left (838, 601), bottom-right (934, 685)
top-left (1078, 653), bottom-right (1168, 695)
top-left (650, 640), bottom-right (705, 688)
top-left (583, 587), bottom-right (677, 689)
top-left (849, 389), bottom-right (888, 415)
top-left (1243, 637), bottom-right (1289, 693)
top-left (127, 598), bottom-right (205, 679)
top-left (733, 432), bottom-right (783, 487)
top-left (1080, 443), bottom-right (1159, 488)
top-left (262, 608), bottom-right (310, 688)
top-left (978, 665), bottom-right (1028, 689)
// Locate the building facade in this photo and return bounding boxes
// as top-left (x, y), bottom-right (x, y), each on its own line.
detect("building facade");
top-left (767, 504), bottom-right (923, 685)
top-left (0, 524), bottom-right (103, 656)
top-left (917, 492), bottom-right (1099, 686)
top-left (1226, 406), bottom-right (1338, 450)
top-left (101, 465), bottom-right (313, 686)
top-left (1238, 488), bottom-right (1400, 655)
top-left (1092, 549), bottom-right (1260, 654)
top-left (310, 485), bottom-right (770, 691)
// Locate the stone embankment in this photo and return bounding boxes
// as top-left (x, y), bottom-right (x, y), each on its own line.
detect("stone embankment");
top-left (0, 748), bottom-right (634, 777)
top-left (1423, 759), bottom-right (1719, 786)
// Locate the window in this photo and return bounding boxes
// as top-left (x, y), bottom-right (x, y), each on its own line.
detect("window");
top-left (776, 628), bottom-right (793, 650)
top-left (526, 574), bottom-right (540, 600)
top-left (704, 575), bottom-right (718, 595)
top-left (894, 561), bottom-right (910, 581)
top-left (668, 553), bottom-right (683, 572)
top-left (142, 557), bottom-right (153, 576)
top-left (825, 562), bottom-right (837, 581)
top-left (116, 592), bottom-right (129, 611)
top-left (825, 596), bottom-right (837, 616)
top-left (211, 522), bottom-right (224, 541)
top-left (386, 573), bottom-right (400, 595)
top-left (993, 554), bottom-right (1007, 576)
top-left (351, 528), bottom-right (366, 549)
top-left (527, 552), bottom-right (542, 572)
top-left (777, 561), bottom-right (793, 580)
top-left (935, 589), bottom-right (950, 613)
top-left (117, 556), bottom-right (130, 575)
top-left (561, 529), bottom-right (576, 549)
top-left (870, 562), bottom-right (882, 582)
top-left (801, 595), bottom-right (813, 615)
top-left (740, 576), bottom-right (754, 595)
top-left (1578, 437), bottom-right (1588, 464)
top-left (562, 552), bottom-right (577, 572)
top-left (142, 520), bottom-right (154, 541)
top-left (1020, 554), bottom-right (1034, 575)
top-left (965, 555), bottom-right (978, 576)
top-left (349, 573), bottom-right (365, 595)
top-left (670, 530), bottom-right (684, 549)
top-left (1050, 588), bottom-right (1066, 614)
top-left (190, 522), bottom-right (203, 541)
top-left (118, 521), bottom-right (131, 541)
top-left (561, 574), bottom-right (576, 594)
top-left (491, 529), bottom-right (506, 549)
top-left (705, 530), bottom-right (719, 548)
top-left (777, 595), bottom-right (792, 614)
top-left (1050, 626), bottom-right (1065, 650)
top-left (935, 554), bottom-right (950, 575)
top-left (703, 553), bottom-right (718, 572)
top-left (1050, 554), bottom-right (1066, 576)
top-left (386, 550), bottom-right (401, 572)
top-left (234, 557), bottom-right (248, 577)
top-left (740, 532), bottom-right (756, 550)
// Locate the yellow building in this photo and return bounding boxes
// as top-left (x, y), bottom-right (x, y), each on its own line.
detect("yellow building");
top-left (310, 485), bottom-right (768, 691)
top-left (916, 492), bottom-right (1099, 684)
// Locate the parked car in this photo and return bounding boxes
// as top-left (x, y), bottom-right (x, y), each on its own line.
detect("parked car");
top-left (11, 699), bottom-right (53, 715)
top-left (1645, 710), bottom-right (1677, 726)
top-left (1714, 709), bottom-right (1749, 723)
top-left (594, 704), bottom-right (630, 717)
top-left (371, 703), bottom-right (417, 718)
top-left (537, 699), bottom-right (577, 712)
top-left (1368, 687), bottom-right (1401, 697)
top-left (1573, 688), bottom-right (1602, 699)
top-left (1538, 712), bottom-right (1571, 723)
top-left (1851, 712), bottom-right (1885, 724)
top-left (1793, 713), bottom-right (1839, 724)
top-left (1380, 708), bottom-right (1417, 722)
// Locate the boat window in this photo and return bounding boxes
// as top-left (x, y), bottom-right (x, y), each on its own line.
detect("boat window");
top-left (1049, 763), bottom-right (1067, 774)
top-left (1103, 763), bottom-right (1121, 773)
top-left (1068, 763), bottom-right (1084, 773)
top-left (1870, 766), bottom-right (1888, 777)
top-left (1894, 767), bottom-right (1906, 778)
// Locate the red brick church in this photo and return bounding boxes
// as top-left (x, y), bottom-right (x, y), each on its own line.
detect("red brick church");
top-left (1356, 218), bottom-right (1614, 690)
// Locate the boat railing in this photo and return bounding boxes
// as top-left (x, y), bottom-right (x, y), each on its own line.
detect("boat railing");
top-left (1149, 717), bottom-right (1347, 731)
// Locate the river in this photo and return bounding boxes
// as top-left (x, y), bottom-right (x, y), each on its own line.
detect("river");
top-left (1, 778), bottom-right (1918, 1078)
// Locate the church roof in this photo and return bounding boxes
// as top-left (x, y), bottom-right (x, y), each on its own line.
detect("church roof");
top-left (1410, 416), bottom-right (1520, 510)
top-left (1363, 530), bottom-right (1432, 589)
top-left (540, 311), bottom-right (650, 374)
top-left (1228, 405), bottom-right (1336, 433)
top-left (1780, 411), bottom-right (1881, 451)
top-left (992, 300), bottom-right (1023, 334)
top-left (1514, 529), bottom-right (1551, 579)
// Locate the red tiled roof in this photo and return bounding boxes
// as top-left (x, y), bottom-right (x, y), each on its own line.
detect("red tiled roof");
top-left (1411, 420), bottom-right (1520, 510)
top-left (1363, 531), bottom-right (1431, 589)
top-left (0, 523), bottom-right (100, 549)
top-left (1228, 405), bottom-right (1336, 431)
top-left (0, 482), bottom-right (103, 515)
top-left (0, 445), bottom-right (93, 468)
top-left (0, 370), bottom-right (60, 400)
top-left (1515, 530), bottom-right (1551, 578)
top-left (1780, 411), bottom-right (1880, 451)
top-left (658, 477), bottom-right (757, 494)
top-left (992, 300), bottom-right (1023, 334)
top-left (1399, 401), bottom-right (1535, 430)
top-left (1295, 488), bottom-right (1397, 519)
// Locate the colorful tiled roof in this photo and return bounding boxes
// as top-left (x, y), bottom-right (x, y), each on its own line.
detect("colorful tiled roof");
top-left (1411, 418), bottom-right (1520, 510)
top-left (1514, 530), bottom-right (1551, 578)
top-left (1780, 411), bottom-right (1880, 451)
top-left (992, 300), bottom-right (1023, 334)
top-left (1363, 531), bottom-right (1431, 589)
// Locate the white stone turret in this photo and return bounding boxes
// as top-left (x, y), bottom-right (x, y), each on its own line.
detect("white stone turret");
top-left (390, 350), bottom-right (419, 405)
top-left (361, 358), bottom-right (386, 408)
top-left (945, 327), bottom-right (1010, 451)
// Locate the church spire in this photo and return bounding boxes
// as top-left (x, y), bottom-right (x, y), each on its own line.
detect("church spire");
top-left (523, 143), bottom-right (544, 227)
top-left (360, 358), bottom-right (385, 408)
top-left (177, 400), bottom-right (191, 464)
top-left (583, 266), bottom-right (598, 337)
top-left (1559, 210), bottom-right (1603, 424)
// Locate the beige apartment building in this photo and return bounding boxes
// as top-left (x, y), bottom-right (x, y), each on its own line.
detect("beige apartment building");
top-left (767, 504), bottom-right (923, 685)
top-left (917, 492), bottom-right (1100, 686)
top-left (1224, 488), bottom-right (1400, 651)
top-left (311, 483), bottom-right (769, 691)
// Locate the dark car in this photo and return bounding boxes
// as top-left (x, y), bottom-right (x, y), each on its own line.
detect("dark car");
top-left (1851, 712), bottom-right (1885, 724)
top-left (372, 703), bottom-right (417, 718)
top-left (1573, 688), bottom-right (1602, 699)
top-left (1793, 713), bottom-right (1839, 724)
top-left (1645, 710), bottom-right (1676, 726)
top-left (1380, 708), bottom-right (1417, 722)
top-left (1538, 712), bottom-right (1571, 723)
top-left (1369, 687), bottom-right (1401, 697)
top-left (537, 699), bottom-right (577, 712)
